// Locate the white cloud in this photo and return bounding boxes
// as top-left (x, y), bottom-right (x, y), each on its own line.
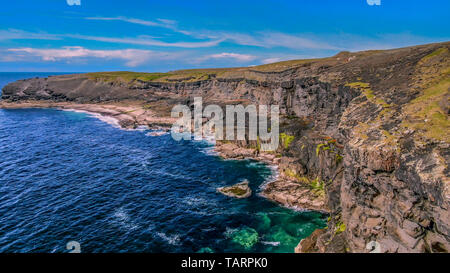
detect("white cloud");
top-left (0, 29), bottom-right (61, 41)
top-left (3, 26), bottom-right (446, 53)
top-left (84, 17), bottom-right (336, 50)
top-left (259, 53), bottom-right (323, 64)
top-left (67, 0), bottom-right (81, 6)
top-left (6, 46), bottom-right (179, 67)
top-left (66, 34), bottom-right (224, 48)
top-left (210, 32), bottom-right (338, 50)
top-left (208, 52), bottom-right (256, 61)
top-left (261, 57), bottom-right (282, 64)
top-left (86, 16), bottom-right (166, 28)
top-left (85, 16), bottom-right (192, 36)
top-left (196, 52), bottom-right (257, 63)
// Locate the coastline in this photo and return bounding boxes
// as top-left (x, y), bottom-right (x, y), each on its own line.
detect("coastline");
top-left (0, 100), bottom-right (328, 253)
top-left (2, 41), bottom-right (449, 253)
top-left (0, 100), bottom-right (176, 130)
top-left (0, 100), bottom-right (328, 214)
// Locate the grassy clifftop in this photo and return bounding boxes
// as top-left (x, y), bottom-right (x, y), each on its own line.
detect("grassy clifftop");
top-left (85, 54), bottom-right (340, 83)
top-left (85, 48), bottom-right (390, 84)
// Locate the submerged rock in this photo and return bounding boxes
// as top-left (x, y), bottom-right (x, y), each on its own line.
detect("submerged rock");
top-left (197, 247), bottom-right (214, 253)
top-left (217, 180), bottom-right (252, 198)
top-left (266, 225), bottom-right (298, 249)
top-left (256, 212), bottom-right (272, 232)
top-left (226, 227), bottom-right (259, 249)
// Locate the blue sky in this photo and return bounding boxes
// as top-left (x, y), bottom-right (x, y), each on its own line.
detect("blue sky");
top-left (0, 0), bottom-right (449, 72)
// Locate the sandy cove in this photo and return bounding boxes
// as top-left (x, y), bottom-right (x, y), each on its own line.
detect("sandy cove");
top-left (0, 100), bottom-right (327, 214)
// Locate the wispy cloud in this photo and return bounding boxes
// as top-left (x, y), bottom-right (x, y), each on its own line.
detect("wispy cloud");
top-left (84, 17), bottom-right (337, 50)
top-left (66, 34), bottom-right (224, 48)
top-left (261, 57), bottom-right (283, 64)
top-left (0, 28), bottom-right (223, 49)
top-left (5, 26), bottom-right (436, 53)
top-left (0, 29), bottom-right (61, 41)
top-left (85, 16), bottom-right (193, 36)
top-left (6, 46), bottom-right (179, 67)
top-left (203, 32), bottom-right (338, 50)
top-left (198, 52), bottom-right (257, 62)
top-left (86, 16), bottom-right (171, 28)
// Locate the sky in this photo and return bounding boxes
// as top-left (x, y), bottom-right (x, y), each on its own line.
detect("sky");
top-left (0, 0), bottom-right (449, 72)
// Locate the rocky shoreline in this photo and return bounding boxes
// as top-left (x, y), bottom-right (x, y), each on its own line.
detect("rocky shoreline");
top-left (0, 100), bottom-right (326, 214)
top-left (217, 180), bottom-right (252, 198)
top-left (2, 41), bottom-right (449, 252)
top-left (0, 100), bottom-right (176, 130)
top-left (214, 141), bottom-right (329, 213)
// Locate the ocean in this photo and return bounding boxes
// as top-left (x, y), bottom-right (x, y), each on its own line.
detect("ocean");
top-left (0, 72), bottom-right (326, 253)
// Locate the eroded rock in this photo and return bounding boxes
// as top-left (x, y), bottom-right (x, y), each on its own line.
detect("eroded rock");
top-left (217, 180), bottom-right (252, 199)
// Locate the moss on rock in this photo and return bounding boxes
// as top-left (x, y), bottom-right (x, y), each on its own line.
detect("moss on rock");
top-left (217, 180), bottom-right (252, 198)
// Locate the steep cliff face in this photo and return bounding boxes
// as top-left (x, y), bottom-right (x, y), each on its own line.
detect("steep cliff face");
top-left (2, 42), bottom-right (449, 253)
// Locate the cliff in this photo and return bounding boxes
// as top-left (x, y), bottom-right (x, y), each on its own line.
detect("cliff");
top-left (1, 41), bottom-right (449, 253)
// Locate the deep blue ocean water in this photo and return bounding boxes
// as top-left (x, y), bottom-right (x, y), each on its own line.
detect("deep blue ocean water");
top-left (0, 72), bottom-right (326, 253)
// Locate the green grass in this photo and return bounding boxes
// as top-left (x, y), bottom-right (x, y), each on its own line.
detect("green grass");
top-left (87, 71), bottom-right (168, 82)
top-left (345, 82), bottom-right (391, 108)
top-left (335, 221), bottom-right (346, 234)
top-left (345, 82), bottom-right (370, 89)
top-left (280, 133), bottom-right (295, 149)
top-left (335, 153), bottom-right (343, 164)
top-left (316, 143), bottom-right (329, 156)
top-left (250, 58), bottom-right (319, 72)
top-left (82, 47), bottom-right (398, 84)
top-left (422, 47), bottom-right (449, 62)
top-left (345, 82), bottom-right (398, 145)
top-left (284, 169), bottom-right (304, 181)
top-left (283, 170), bottom-right (325, 197)
top-left (87, 70), bottom-right (214, 83)
top-left (309, 177), bottom-right (325, 192)
top-left (401, 78), bottom-right (450, 142)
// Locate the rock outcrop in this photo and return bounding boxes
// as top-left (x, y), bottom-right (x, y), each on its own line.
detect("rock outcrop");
top-left (217, 180), bottom-right (252, 199)
top-left (1, 41), bottom-right (449, 253)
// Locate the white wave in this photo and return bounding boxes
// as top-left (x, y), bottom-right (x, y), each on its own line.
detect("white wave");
top-left (182, 196), bottom-right (218, 207)
top-left (156, 232), bottom-right (182, 246)
top-left (145, 130), bottom-right (169, 137)
top-left (191, 134), bottom-right (216, 146)
top-left (135, 125), bottom-right (149, 131)
top-left (201, 227), bottom-right (216, 232)
top-left (258, 164), bottom-right (279, 192)
top-left (202, 134), bottom-right (217, 145)
top-left (62, 109), bottom-right (122, 129)
top-left (199, 146), bottom-right (218, 156)
top-left (223, 227), bottom-right (239, 238)
top-left (111, 208), bottom-right (140, 231)
top-left (261, 241), bottom-right (280, 246)
top-left (113, 208), bottom-right (129, 221)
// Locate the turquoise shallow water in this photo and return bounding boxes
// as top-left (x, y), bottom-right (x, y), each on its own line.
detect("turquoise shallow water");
top-left (0, 73), bottom-right (326, 253)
